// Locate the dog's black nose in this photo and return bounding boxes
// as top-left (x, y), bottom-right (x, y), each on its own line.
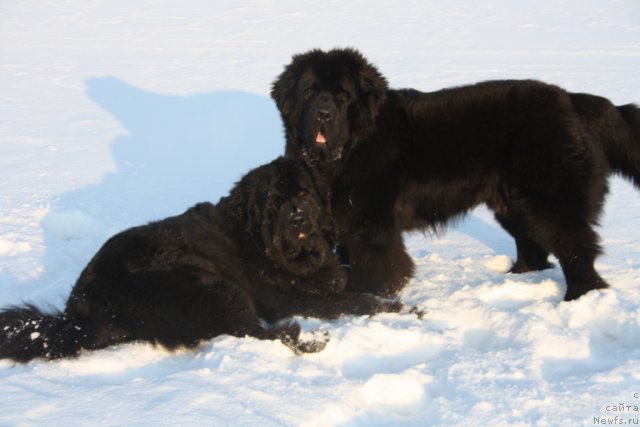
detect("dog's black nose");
top-left (315, 108), bottom-right (331, 123)
top-left (290, 208), bottom-right (312, 232)
top-left (291, 212), bottom-right (306, 228)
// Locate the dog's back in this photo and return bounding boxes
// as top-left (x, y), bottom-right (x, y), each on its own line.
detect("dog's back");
top-left (571, 93), bottom-right (640, 187)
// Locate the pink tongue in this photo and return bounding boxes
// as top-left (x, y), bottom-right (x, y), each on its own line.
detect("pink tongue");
top-left (315, 132), bottom-right (327, 144)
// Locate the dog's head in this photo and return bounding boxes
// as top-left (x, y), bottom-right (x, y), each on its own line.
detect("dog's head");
top-left (233, 157), bottom-right (335, 276)
top-left (271, 48), bottom-right (388, 164)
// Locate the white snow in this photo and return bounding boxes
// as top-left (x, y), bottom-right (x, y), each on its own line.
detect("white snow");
top-left (1, 0), bottom-right (640, 425)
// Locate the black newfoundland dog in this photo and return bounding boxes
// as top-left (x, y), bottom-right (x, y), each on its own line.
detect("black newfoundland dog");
top-left (0, 157), bottom-right (399, 363)
top-left (271, 48), bottom-right (640, 301)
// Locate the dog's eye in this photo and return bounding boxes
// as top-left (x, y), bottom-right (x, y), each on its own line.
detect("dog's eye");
top-left (304, 87), bottom-right (316, 97)
top-left (297, 189), bottom-right (309, 198)
top-left (335, 91), bottom-right (350, 103)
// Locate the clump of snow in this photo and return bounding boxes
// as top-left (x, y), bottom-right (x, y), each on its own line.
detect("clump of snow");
top-left (359, 371), bottom-right (429, 412)
top-left (41, 209), bottom-right (94, 241)
top-left (484, 254), bottom-right (512, 272)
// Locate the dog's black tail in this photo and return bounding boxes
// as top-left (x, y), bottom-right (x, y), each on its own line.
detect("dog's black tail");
top-left (571, 93), bottom-right (640, 188)
top-left (0, 304), bottom-right (117, 363)
top-left (612, 103), bottom-right (640, 187)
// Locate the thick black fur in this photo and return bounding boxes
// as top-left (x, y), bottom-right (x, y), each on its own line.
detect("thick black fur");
top-left (271, 48), bottom-right (640, 301)
top-left (0, 157), bottom-right (401, 363)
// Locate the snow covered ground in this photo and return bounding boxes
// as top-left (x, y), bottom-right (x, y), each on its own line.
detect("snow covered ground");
top-left (1, 1), bottom-right (640, 425)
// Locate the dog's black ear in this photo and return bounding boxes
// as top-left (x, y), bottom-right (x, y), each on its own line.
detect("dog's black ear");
top-left (333, 48), bottom-right (388, 140)
top-left (226, 172), bottom-right (263, 233)
top-left (226, 188), bottom-right (249, 233)
top-left (271, 54), bottom-right (305, 116)
top-left (360, 64), bottom-right (388, 118)
top-left (271, 49), bottom-right (327, 116)
top-left (270, 68), bottom-right (296, 116)
top-left (350, 49), bottom-right (388, 118)
top-left (245, 183), bottom-right (267, 233)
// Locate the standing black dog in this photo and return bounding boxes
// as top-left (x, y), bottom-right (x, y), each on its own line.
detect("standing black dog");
top-left (271, 48), bottom-right (640, 301)
top-left (0, 157), bottom-right (400, 363)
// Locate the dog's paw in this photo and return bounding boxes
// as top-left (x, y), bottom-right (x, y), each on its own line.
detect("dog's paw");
top-left (279, 326), bottom-right (329, 354)
top-left (293, 329), bottom-right (330, 354)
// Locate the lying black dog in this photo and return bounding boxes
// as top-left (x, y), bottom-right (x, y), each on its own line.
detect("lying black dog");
top-left (271, 47), bottom-right (640, 301)
top-left (0, 157), bottom-right (400, 363)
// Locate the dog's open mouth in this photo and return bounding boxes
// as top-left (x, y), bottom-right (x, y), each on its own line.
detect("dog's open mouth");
top-left (283, 232), bottom-right (313, 259)
top-left (304, 130), bottom-right (343, 163)
top-left (266, 217), bottom-right (330, 275)
top-left (280, 235), bottom-right (326, 274)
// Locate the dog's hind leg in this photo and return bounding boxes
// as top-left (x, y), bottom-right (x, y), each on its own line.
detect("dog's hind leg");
top-left (548, 223), bottom-right (609, 301)
top-left (494, 211), bottom-right (553, 273)
top-left (516, 198), bottom-right (609, 301)
top-left (559, 251), bottom-right (609, 301)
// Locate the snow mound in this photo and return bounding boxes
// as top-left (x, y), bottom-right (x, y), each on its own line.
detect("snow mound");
top-left (41, 209), bottom-right (94, 241)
